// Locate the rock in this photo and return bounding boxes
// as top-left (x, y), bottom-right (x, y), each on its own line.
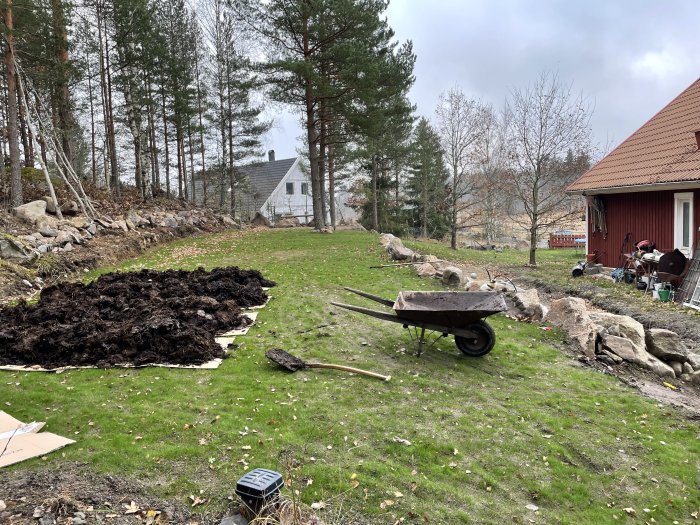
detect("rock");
top-left (441, 266), bottom-right (463, 287)
top-left (22, 279), bottom-right (33, 288)
top-left (61, 200), bottom-right (80, 215)
top-left (600, 349), bottom-right (623, 364)
top-left (127, 211), bottom-right (145, 227)
top-left (86, 223), bottom-right (97, 235)
top-left (12, 200), bottom-right (47, 225)
top-left (602, 334), bottom-right (675, 378)
top-left (467, 280), bottom-right (485, 292)
top-left (682, 362), bottom-right (694, 374)
top-left (690, 371), bottom-right (700, 385)
top-left (54, 230), bottom-right (73, 246)
top-left (680, 373), bottom-right (692, 382)
top-left (221, 215), bottom-right (237, 227)
top-left (421, 254), bottom-right (440, 263)
top-left (335, 221), bottom-right (366, 231)
top-left (388, 243), bottom-right (414, 261)
top-left (41, 196), bottom-right (57, 214)
top-left (219, 513), bottom-right (249, 525)
top-left (379, 233), bottom-right (398, 247)
top-left (589, 312), bottom-right (646, 352)
top-left (63, 242), bottom-right (74, 252)
top-left (416, 263), bottom-right (438, 278)
top-left (37, 244), bottom-right (51, 254)
top-left (544, 297), bottom-right (597, 357)
top-left (669, 361), bottom-right (684, 376)
top-left (645, 329), bottom-right (689, 362)
top-left (0, 237), bottom-right (39, 265)
top-left (511, 288), bottom-right (545, 321)
top-left (687, 352), bottom-right (700, 370)
top-left (68, 216), bottom-right (90, 229)
top-left (125, 219), bottom-right (136, 231)
top-left (274, 217), bottom-right (300, 228)
top-left (39, 223), bottom-right (59, 237)
top-left (114, 220), bottom-right (129, 232)
top-left (251, 212), bottom-right (271, 227)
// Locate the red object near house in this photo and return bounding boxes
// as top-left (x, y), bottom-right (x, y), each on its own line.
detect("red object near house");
top-left (566, 78), bottom-right (700, 268)
top-left (549, 232), bottom-right (586, 248)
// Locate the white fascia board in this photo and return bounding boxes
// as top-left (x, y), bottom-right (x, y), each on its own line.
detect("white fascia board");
top-left (569, 180), bottom-right (700, 196)
top-left (259, 157), bottom-right (302, 213)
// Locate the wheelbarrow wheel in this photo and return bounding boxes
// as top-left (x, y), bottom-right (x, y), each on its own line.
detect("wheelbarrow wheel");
top-left (455, 320), bottom-right (496, 357)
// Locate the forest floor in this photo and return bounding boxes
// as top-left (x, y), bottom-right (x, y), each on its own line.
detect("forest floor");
top-left (0, 229), bottom-right (697, 525)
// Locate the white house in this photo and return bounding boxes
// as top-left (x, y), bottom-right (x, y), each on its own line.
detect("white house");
top-left (197, 150), bottom-right (358, 225)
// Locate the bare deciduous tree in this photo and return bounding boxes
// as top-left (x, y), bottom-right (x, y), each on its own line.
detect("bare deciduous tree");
top-left (505, 71), bottom-right (592, 265)
top-left (434, 87), bottom-right (485, 249)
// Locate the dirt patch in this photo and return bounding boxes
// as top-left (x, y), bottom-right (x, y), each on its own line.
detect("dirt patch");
top-left (0, 463), bottom-right (221, 524)
top-left (0, 267), bottom-right (274, 369)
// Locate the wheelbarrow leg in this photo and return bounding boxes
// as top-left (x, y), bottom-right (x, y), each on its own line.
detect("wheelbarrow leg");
top-left (417, 327), bottom-right (426, 357)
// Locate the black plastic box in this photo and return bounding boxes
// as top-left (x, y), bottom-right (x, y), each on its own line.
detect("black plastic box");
top-left (235, 468), bottom-right (284, 514)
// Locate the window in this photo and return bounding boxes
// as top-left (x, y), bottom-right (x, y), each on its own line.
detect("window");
top-left (286, 182), bottom-right (294, 195)
top-left (674, 192), bottom-right (694, 255)
top-left (301, 182), bottom-right (308, 195)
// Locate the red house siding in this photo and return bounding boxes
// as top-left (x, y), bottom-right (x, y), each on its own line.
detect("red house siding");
top-left (588, 189), bottom-right (700, 267)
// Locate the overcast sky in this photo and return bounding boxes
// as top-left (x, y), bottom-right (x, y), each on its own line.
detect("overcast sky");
top-left (265, 0), bottom-right (700, 161)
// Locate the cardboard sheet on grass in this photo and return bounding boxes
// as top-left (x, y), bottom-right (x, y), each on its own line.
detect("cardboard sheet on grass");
top-left (0, 411), bottom-right (75, 467)
top-left (0, 309), bottom-right (263, 373)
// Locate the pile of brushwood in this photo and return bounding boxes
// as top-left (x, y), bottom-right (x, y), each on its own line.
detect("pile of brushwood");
top-left (0, 267), bottom-right (275, 369)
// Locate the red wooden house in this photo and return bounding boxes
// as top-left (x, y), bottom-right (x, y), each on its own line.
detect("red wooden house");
top-left (567, 78), bottom-right (700, 268)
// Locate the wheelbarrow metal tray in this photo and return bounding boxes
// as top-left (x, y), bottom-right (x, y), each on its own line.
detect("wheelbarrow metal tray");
top-left (393, 291), bottom-right (506, 325)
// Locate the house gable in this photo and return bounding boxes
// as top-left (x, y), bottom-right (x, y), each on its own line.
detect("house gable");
top-left (567, 78), bottom-right (700, 194)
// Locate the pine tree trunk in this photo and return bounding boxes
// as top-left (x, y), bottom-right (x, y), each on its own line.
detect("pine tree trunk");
top-left (176, 122), bottom-right (183, 199)
top-left (303, 18), bottom-right (324, 229)
top-left (4, 0), bottom-right (22, 207)
top-left (319, 102), bottom-right (327, 224)
top-left (102, 13), bottom-right (118, 195)
top-left (16, 74), bottom-right (31, 167)
top-left (86, 49), bottom-right (97, 184)
top-left (161, 87), bottom-right (170, 197)
top-left (51, 0), bottom-right (73, 167)
top-left (187, 119), bottom-right (196, 203)
top-left (328, 142), bottom-right (336, 229)
top-left (194, 46), bottom-right (207, 206)
top-left (371, 154), bottom-right (378, 230)
top-left (450, 168), bottom-right (458, 249)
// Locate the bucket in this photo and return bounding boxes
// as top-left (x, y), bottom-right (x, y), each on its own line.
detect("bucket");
top-left (658, 289), bottom-right (671, 302)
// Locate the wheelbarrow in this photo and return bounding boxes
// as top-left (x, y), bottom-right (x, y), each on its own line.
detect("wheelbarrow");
top-left (331, 288), bottom-right (507, 356)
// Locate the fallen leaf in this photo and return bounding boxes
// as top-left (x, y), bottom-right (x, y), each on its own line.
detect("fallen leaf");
top-left (623, 508), bottom-right (636, 516)
top-left (380, 499), bottom-right (395, 509)
top-left (189, 495), bottom-right (206, 507)
top-left (241, 445), bottom-right (252, 450)
top-left (409, 482), bottom-right (417, 492)
top-left (394, 491), bottom-right (404, 498)
top-left (392, 436), bottom-right (412, 446)
top-left (124, 501), bottom-right (140, 514)
top-left (199, 438), bottom-right (208, 445)
top-left (310, 501), bottom-right (326, 510)
top-left (526, 504), bottom-right (539, 511)
top-left (351, 480), bottom-right (360, 489)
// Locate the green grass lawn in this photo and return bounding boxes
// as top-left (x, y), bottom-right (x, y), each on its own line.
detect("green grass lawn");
top-left (1, 230), bottom-right (698, 524)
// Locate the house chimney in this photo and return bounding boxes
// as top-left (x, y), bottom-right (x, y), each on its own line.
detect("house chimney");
top-left (695, 130), bottom-right (700, 151)
top-left (268, 150), bottom-right (275, 162)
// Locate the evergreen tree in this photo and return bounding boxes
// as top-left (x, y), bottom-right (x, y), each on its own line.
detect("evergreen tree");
top-left (406, 118), bottom-right (450, 239)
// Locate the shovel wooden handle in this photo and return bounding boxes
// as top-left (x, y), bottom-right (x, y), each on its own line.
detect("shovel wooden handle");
top-left (306, 362), bottom-right (391, 381)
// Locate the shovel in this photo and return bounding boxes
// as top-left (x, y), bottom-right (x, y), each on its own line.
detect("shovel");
top-left (265, 348), bottom-right (391, 381)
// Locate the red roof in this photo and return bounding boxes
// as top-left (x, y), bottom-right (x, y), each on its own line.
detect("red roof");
top-left (567, 77), bottom-right (700, 193)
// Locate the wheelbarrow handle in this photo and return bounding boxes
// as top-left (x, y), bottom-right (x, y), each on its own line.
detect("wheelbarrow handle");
top-left (306, 362), bottom-right (391, 381)
top-left (343, 287), bottom-right (395, 307)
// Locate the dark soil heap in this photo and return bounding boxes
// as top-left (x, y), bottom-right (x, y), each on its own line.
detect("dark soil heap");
top-left (0, 266), bottom-right (275, 369)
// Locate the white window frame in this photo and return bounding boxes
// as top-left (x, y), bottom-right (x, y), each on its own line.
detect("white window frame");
top-left (674, 192), bottom-right (694, 256)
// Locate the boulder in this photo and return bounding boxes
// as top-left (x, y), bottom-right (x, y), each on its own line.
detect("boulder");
top-left (682, 362), bottom-right (694, 374)
top-left (250, 212), bottom-right (270, 227)
top-left (379, 233), bottom-right (398, 247)
top-left (601, 334), bottom-right (675, 378)
top-left (61, 200), bottom-right (80, 216)
top-left (62, 242), bottom-right (74, 252)
top-left (335, 221), bottom-right (367, 232)
top-left (68, 216), bottom-right (90, 229)
top-left (221, 215), bottom-right (237, 227)
top-left (41, 196), bottom-right (57, 214)
top-left (416, 263), bottom-right (438, 278)
top-left (54, 230), bottom-right (73, 246)
top-left (163, 217), bottom-right (178, 229)
top-left (589, 312), bottom-right (646, 352)
top-left (689, 370), bottom-right (700, 385)
top-left (274, 217), bottom-right (300, 228)
top-left (669, 361), bottom-right (684, 376)
top-left (511, 288), bottom-right (545, 320)
top-left (441, 266), bottom-right (463, 287)
top-left (86, 223), bottom-right (97, 236)
top-left (421, 254), bottom-right (440, 263)
top-left (645, 329), bottom-right (689, 362)
top-left (687, 352), bottom-right (700, 370)
top-left (0, 237), bottom-right (39, 265)
top-left (544, 297), bottom-right (597, 357)
top-left (39, 223), bottom-right (59, 237)
top-left (13, 200), bottom-right (47, 225)
top-left (467, 280), bottom-right (485, 292)
top-left (387, 242), bottom-right (414, 261)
